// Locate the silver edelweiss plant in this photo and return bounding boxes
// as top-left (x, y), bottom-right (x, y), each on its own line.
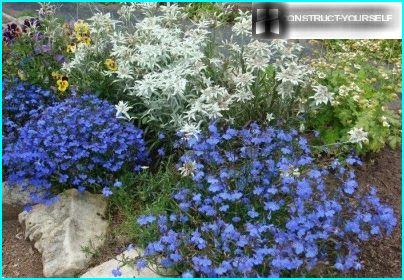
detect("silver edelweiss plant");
top-left (62, 4), bottom-right (319, 137)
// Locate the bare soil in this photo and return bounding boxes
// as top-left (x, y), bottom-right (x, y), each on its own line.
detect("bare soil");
top-left (2, 148), bottom-right (401, 277)
top-left (2, 220), bottom-right (43, 277)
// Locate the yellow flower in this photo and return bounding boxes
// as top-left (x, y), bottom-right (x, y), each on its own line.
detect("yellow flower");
top-left (56, 79), bottom-right (69, 92)
top-left (74, 20), bottom-right (91, 44)
top-left (82, 36), bottom-right (91, 46)
top-left (105, 58), bottom-right (118, 71)
top-left (74, 20), bottom-right (90, 35)
top-left (51, 71), bottom-right (63, 80)
top-left (66, 43), bottom-right (76, 53)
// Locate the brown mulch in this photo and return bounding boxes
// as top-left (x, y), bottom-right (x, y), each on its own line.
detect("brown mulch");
top-left (352, 147), bottom-right (402, 277)
top-left (2, 148), bottom-right (401, 277)
top-left (2, 219), bottom-right (43, 277)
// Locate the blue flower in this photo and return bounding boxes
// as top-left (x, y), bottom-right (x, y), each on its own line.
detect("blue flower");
top-left (137, 215), bottom-right (156, 226)
top-left (136, 259), bottom-right (147, 270)
top-left (158, 148), bottom-right (166, 157)
top-left (181, 271), bottom-right (194, 278)
top-left (3, 94), bottom-right (148, 202)
top-left (114, 181), bottom-right (123, 188)
top-left (247, 209), bottom-right (259, 219)
top-left (112, 267), bottom-right (122, 277)
top-left (102, 187), bottom-right (113, 197)
top-left (344, 179), bottom-right (358, 194)
top-left (131, 123), bottom-right (396, 277)
top-left (3, 79), bottom-right (55, 145)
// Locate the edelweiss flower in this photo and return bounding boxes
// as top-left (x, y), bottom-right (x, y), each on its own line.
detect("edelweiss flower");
top-left (317, 71), bottom-right (326, 79)
top-left (116, 61), bottom-right (134, 80)
top-left (311, 85), bottom-right (334, 106)
top-left (276, 62), bottom-right (305, 86)
top-left (180, 122), bottom-right (201, 138)
top-left (348, 127), bottom-right (368, 146)
top-left (277, 82), bottom-right (294, 99)
top-left (178, 161), bottom-right (197, 177)
top-left (231, 69), bottom-right (255, 89)
top-left (115, 101), bottom-right (133, 120)
top-left (232, 11), bottom-right (251, 37)
top-left (246, 56), bottom-right (270, 71)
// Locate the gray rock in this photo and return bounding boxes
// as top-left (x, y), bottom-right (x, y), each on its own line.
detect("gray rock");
top-left (81, 249), bottom-right (163, 278)
top-left (3, 183), bottom-right (36, 220)
top-left (18, 188), bottom-right (108, 277)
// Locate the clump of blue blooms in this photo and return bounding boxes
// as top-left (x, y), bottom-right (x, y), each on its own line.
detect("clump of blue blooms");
top-left (3, 94), bottom-right (148, 204)
top-left (3, 79), bottom-right (55, 144)
top-left (131, 123), bottom-right (396, 277)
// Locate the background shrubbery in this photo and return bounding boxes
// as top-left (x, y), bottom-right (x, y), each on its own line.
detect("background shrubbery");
top-left (306, 40), bottom-right (401, 153)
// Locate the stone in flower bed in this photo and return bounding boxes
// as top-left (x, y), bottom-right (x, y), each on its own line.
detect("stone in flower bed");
top-left (81, 249), bottom-right (162, 278)
top-left (18, 188), bottom-right (108, 277)
top-left (2, 183), bottom-right (42, 220)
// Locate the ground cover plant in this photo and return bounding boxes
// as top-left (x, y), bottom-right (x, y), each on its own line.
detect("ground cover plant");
top-left (119, 123), bottom-right (396, 277)
top-left (3, 94), bottom-right (148, 205)
top-left (1, 3), bottom-right (401, 278)
top-left (2, 78), bottom-right (56, 145)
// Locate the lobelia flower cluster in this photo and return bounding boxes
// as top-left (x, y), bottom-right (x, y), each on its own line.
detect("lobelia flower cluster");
top-left (3, 94), bottom-right (149, 204)
top-left (129, 123), bottom-right (396, 277)
top-left (3, 79), bottom-right (56, 145)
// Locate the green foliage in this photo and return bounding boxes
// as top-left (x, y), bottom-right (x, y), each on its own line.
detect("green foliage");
top-left (307, 40), bottom-right (402, 153)
top-left (2, 14), bottom-right (70, 93)
top-left (322, 39), bottom-right (402, 64)
top-left (3, 29), bottom-right (66, 89)
top-left (184, 3), bottom-right (238, 22)
top-left (108, 160), bottom-right (187, 248)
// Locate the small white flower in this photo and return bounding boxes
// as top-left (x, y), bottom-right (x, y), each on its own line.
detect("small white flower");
top-left (276, 62), bottom-right (306, 86)
top-left (266, 113), bottom-right (275, 123)
top-left (381, 116), bottom-right (390, 127)
top-left (299, 123), bottom-right (305, 132)
top-left (317, 72), bottom-right (326, 79)
top-left (277, 82), bottom-right (294, 99)
top-left (180, 122), bottom-right (201, 138)
top-left (231, 69), bottom-right (255, 89)
top-left (178, 161), bottom-right (197, 177)
top-left (281, 165), bottom-right (300, 178)
top-left (115, 101), bottom-right (133, 120)
top-left (311, 85), bottom-right (334, 106)
top-left (348, 127), bottom-right (368, 146)
top-left (232, 12), bottom-right (251, 37)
